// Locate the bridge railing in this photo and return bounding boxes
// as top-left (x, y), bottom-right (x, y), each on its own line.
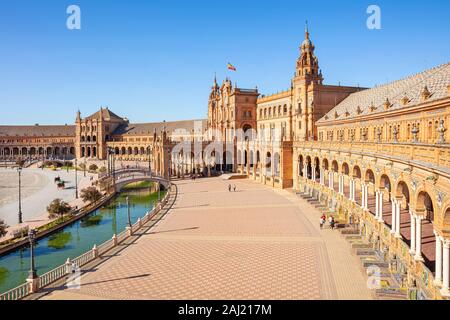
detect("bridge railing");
top-left (98, 167), bottom-right (152, 179)
top-left (0, 180), bottom-right (173, 301)
top-left (0, 282), bottom-right (30, 301)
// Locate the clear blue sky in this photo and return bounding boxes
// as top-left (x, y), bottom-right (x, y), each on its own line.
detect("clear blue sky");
top-left (1, 0), bottom-right (449, 125)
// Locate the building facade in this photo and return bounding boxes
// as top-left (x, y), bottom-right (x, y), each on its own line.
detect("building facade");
top-left (1, 28), bottom-right (449, 299)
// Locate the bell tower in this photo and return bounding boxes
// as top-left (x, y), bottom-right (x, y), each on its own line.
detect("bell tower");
top-left (293, 23), bottom-right (323, 141)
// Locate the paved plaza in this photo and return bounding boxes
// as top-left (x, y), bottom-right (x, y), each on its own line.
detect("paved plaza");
top-left (41, 177), bottom-right (373, 300)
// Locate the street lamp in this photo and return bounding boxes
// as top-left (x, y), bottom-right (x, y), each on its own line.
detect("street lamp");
top-left (126, 196), bottom-right (132, 228)
top-left (17, 167), bottom-right (23, 224)
top-left (111, 148), bottom-right (116, 181)
top-left (157, 181), bottom-right (161, 202)
top-left (107, 147), bottom-right (112, 177)
top-left (28, 229), bottom-right (38, 280)
top-left (75, 159), bottom-right (78, 199)
top-left (147, 146), bottom-right (152, 176)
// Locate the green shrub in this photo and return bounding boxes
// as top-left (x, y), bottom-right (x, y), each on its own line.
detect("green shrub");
top-left (80, 187), bottom-right (102, 204)
top-left (0, 219), bottom-right (8, 238)
top-left (47, 199), bottom-right (72, 218)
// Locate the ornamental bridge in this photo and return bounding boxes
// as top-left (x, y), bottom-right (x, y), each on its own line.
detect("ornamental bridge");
top-left (99, 167), bottom-right (171, 192)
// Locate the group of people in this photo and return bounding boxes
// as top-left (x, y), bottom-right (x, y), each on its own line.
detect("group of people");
top-left (228, 184), bottom-right (237, 192)
top-left (320, 214), bottom-right (336, 230)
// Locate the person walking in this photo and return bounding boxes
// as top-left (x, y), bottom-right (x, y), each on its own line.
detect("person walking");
top-left (233, 185), bottom-right (236, 192)
top-left (319, 214), bottom-right (326, 229)
top-left (329, 216), bottom-right (335, 230)
top-left (228, 184), bottom-right (232, 192)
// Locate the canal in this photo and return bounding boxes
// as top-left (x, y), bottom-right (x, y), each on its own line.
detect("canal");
top-left (0, 186), bottom-right (164, 294)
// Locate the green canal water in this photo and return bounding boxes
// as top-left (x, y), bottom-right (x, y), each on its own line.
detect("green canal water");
top-left (0, 187), bottom-right (165, 294)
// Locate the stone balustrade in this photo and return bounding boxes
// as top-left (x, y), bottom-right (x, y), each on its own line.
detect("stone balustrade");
top-left (0, 182), bottom-right (173, 301)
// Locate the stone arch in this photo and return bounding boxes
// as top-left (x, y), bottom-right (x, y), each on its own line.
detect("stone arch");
top-left (274, 152), bottom-right (281, 176)
top-left (342, 162), bottom-right (350, 175)
top-left (322, 158), bottom-right (329, 170)
top-left (223, 151), bottom-right (233, 172)
top-left (243, 124), bottom-right (253, 140)
top-left (444, 206), bottom-right (450, 226)
top-left (305, 155), bottom-right (312, 179)
top-left (379, 174), bottom-right (392, 192)
top-left (416, 191), bottom-right (436, 222)
top-left (298, 155), bottom-right (304, 177)
top-left (331, 160), bottom-right (339, 172)
top-left (395, 180), bottom-right (411, 210)
top-left (314, 157), bottom-right (320, 181)
top-left (353, 165), bottom-right (362, 179)
top-left (237, 149), bottom-right (242, 166)
top-left (365, 169), bottom-right (376, 184)
top-left (266, 152), bottom-right (272, 175)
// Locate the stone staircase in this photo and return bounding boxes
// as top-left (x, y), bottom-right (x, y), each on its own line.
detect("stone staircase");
top-left (295, 190), bottom-right (408, 300)
top-left (340, 227), bottom-right (408, 300)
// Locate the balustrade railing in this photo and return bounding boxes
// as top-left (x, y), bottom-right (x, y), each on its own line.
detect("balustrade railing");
top-left (0, 181), bottom-right (173, 301)
top-left (0, 282), bottom-right (29, 301)
top-left (296, 140), bottom-right (450, 173)
top-left (39, 264), bottom-right (67, 288)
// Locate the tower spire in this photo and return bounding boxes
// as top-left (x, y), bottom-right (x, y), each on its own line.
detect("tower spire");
top-left (305, 20), bottom-right (309, 39)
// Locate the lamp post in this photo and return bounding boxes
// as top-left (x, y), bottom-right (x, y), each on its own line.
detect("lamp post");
top-left (157, 181), bottom-right (161, 203)
top-left (28, 229), bottom-right (37, 280)
top-left (107, 147), bottom-right (111, 177)
top-left (126, 196), bottom-right (132, 228)
top-left (83, 159), bottom-right (86, 177)
top-left (111, 148), bottom-right (116, 182)
top-left (18, 167), bottom-right (23, 224)
top-left (75, 158), bottom-right (78, 199)
top-left (147, 146), bottom-right (152, 176)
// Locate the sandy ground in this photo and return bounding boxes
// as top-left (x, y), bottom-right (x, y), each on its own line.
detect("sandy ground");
top-left (0, 168), bottom-right (96, 235)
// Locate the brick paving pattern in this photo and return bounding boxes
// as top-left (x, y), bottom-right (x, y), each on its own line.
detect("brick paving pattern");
top-left (42, 177), bottom-right (372, 300)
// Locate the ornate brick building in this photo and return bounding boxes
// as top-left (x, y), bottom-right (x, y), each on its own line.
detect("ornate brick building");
top-left (1, 27), bottom-right (449, 300)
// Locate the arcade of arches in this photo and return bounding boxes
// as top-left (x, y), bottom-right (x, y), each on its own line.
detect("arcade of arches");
top-left (292, 149), bottom-right (450, 300)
